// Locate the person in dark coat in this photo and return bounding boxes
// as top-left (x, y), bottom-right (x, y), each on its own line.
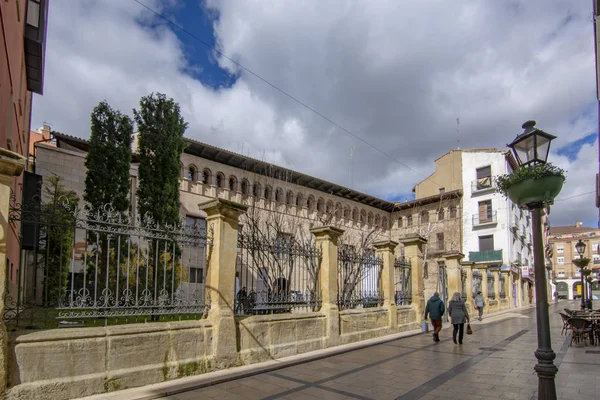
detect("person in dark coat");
top-left (424, 292), bottom-right (445, 342)
top-left (448, 292), bottom-right (470, 344)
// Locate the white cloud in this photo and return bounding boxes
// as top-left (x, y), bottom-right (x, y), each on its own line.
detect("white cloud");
top-left (33, 0), bottom-right (598, 227)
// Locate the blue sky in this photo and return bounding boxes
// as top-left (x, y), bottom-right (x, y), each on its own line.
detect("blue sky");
top-left (165, 1), bottom-right (234, 89)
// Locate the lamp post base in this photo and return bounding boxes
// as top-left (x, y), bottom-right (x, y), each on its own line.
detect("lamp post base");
top-left (534, 349), bottom-right (558, 400)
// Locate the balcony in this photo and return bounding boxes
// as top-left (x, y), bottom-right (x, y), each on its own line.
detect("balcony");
top-left (469, 249), bottom-right (503, 263)
top-left (471, 178), bottom-right (496, 195)
top-left (472, 211), bottom-right (498, 228)
top-left (594, 259), bottom-right (600, 265)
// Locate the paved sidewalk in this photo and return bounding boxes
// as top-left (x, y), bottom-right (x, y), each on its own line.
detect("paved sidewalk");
top-left (82, 302), bottom-right (599, 400)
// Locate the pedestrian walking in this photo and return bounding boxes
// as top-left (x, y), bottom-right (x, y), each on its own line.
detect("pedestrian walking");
top-left (424, 292), bottom-right (445, 342)
top-left (474, 291), bottom-right (485, 321)
top-left (554, 290), bottom-right (559, 304)
top-left (448, 292), bottom-right (469, 344)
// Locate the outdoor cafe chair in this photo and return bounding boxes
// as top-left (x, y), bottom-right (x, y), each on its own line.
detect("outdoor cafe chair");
top-left (559, 313), bottom-right (572, 336)
top-left (569, 318), bottom-right (594, 347)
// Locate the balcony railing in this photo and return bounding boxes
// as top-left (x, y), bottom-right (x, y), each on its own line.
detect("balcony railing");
top-left (594, 259), bottom-right (600, 265)
top-left (471, 178), bottom-right (496, 194)
top-left (469, 249), bottom-right (503, 263)
top-left (472, 211), bottom-right (497, 227)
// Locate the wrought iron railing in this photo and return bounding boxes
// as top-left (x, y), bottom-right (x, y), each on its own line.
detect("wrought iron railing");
top-left (235, 233), bottom-right (322, 315)
top-left (338, 248), bottom-right (383, 310)
top-left (394, 256), bottom-right (412, 306)
top-left (6, 199), bottom-right (210, 330)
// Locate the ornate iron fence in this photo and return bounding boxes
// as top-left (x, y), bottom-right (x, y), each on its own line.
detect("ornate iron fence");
top-left (337, 247), bottom-right (383, 310)
top-left (394, 256), bottom-right (412, 305)
top-left (235, 233), bottom-right (322, 315)
top-left (487, 270), bottom-right (495, 299)
top-left (472, 270), bottom-right (482, 296)
top-left (6, 197), bottom-right (210, 329)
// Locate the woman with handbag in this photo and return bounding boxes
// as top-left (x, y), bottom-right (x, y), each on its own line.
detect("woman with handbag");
top-left (448, 292), bottom-right (470, 345)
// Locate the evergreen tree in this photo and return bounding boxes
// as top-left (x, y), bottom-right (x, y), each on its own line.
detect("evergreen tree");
top-left (134, 93), bottom-right (187, 226)
top-left (43, 176), bottom-right (79, 306)
top-left (84, 101), bottom-right (133, 214)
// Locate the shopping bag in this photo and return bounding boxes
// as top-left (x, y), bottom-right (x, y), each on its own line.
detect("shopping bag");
top-left (421, 320), bottom-right (429, 333)
top-left (466, 323), bottom-right (473, 335)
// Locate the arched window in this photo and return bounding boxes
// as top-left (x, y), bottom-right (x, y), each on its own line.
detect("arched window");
top-left (307, 196), bottom-right (315, 211)
top-left (253, 183), bottom-right (261, 197)
top-left (275, 188), bottom-right (283, 203)
top-left (241, 179), bottom-right (249, 195)
top-left (438, 208), bottom-right (445, 220)
top-left (344, 206), bottom-right (350, 219)
top-left (360, 210), bottom-right (366, 224)
top-left (228, 176), bottom-right (237, 191)
top-left (420, 210), bottom-right (429, 224)
top-left (335, 203), bottom-right (342, 218)
top-left (296, 193), bottom-right (304, 207)
top-left (382, 217), bottom-right (388, 230)
top-left (367, 212), bottom-right (373, 225)
top-left (187, 165), bottom-right (196, 181)
top-left (201, 169), bottom-right (211, 185)
top-left (286, 191), bottom-right (294, 205)
top-left (352, 208), bottom-right (358, 221)
top-left (397, 217), bottom-right (403, 228)
top-left (317, 198), bottom-right (324, 213)
top-left (264, 186), bottom-right (272, 200)
top-left (326, 201), bottom-right (333, 214)
top-left (215, 173), bottom-right (224, 188)
top-left (374, 215), bottom-right (380, 227)
top-left (407, 215), bottom-right (413, 227)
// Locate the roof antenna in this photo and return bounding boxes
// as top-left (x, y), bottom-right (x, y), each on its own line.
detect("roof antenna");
top-left (456, 117), bottom-right (460, 150)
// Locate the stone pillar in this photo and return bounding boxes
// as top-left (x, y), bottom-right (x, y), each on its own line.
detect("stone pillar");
top-left (310, 226), bottom-right (344, 346)
top-left (508, 272), bottom-right (515, 308)
top-left (199, 198), bottom-right (247, 368)
top-left (398, 234), bottom-right (427, 322)
top-left (517, 274), bottom-right (523, 308)
top-left (0, 149), bottom-right (25, 394)
top-left (443, 252), bottom-right (464, 298)
top-left (374, 240), bottom-right (399, 329)
top-left (464, 263), bottom-right (473, 304)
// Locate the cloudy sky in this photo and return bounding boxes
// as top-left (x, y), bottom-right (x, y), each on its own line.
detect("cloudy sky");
top-left (33, 0), bottom-right (598, 227)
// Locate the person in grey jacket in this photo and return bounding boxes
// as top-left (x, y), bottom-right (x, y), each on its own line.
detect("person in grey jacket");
top-left (474, 291), bottom-right (485, 321)
top-left (448, 292), bottom-right (470, 344)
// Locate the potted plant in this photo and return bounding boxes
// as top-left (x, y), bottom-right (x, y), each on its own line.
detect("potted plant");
top-left (495, 163), bottom-right (565, 208)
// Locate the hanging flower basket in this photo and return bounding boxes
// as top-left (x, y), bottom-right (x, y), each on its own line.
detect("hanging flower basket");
top-left (496, 163), bottom-right (565, 208)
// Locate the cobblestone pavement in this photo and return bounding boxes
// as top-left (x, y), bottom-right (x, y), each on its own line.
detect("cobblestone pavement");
top-left (162, 302), bottom-right (599, 400)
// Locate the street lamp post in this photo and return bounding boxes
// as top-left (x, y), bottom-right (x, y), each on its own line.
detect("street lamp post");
top-left (507, 121), bottom-right (558, 400)
top-left (575, 240), bottom-right (587, 311)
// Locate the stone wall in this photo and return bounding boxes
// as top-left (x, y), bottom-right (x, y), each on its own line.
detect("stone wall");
top-left (236, 312), bottom-right (327, 364)
top-left (397, 306), bottom-right (418, 331)
top-left (340, 308), bottom-right (389, 342)
top-left (7, 320), bottom-right (214, 400)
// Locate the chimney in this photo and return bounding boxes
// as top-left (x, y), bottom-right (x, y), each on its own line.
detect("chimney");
top-left (575, 221), bottom-right (582, 228)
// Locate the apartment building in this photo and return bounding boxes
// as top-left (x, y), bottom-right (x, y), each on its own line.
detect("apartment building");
top-left (548, 222), bottom-right (600, 300)
top-left (412, 149), bottom-right (534, 306)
